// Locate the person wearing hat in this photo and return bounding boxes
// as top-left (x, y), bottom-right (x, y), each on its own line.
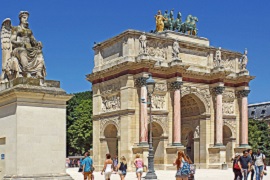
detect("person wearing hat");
top-left (233, 153), bottom-right (242, 180)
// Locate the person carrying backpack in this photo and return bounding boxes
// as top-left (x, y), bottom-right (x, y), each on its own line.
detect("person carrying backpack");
top-left (118, 156), bottom-right (127, 180)
top-left (173, 151), bottom-right (190, 180)
top-left (233, 153), bottom-right (242, 180)
top-left (254, 149), bottom-right (266, 180)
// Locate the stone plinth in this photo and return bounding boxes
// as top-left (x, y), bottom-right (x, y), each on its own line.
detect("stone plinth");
top-left (0, 78), bottom-right (73, 180)
top-left (208, 146), bottom-right (226, 169)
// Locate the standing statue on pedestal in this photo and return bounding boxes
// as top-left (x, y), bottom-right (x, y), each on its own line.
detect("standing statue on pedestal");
top-left (214, 47), bottom-right (222, 67)
top-left (240, 48), bottom-right (248, 70)
top-left (155, 10), bottom-right (167, 32)
top-left (172, 41), bottom-right (180, 59)
top-left (1, 11), bottom-right (46, 83)
top-left (139, 32), bottom-right (147, 54)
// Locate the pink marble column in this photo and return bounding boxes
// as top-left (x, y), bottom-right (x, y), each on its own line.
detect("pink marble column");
top-left (239, 90), bottom-right (250, 146)
top-left (136, 77), bottom-right (148, 145)
top-left (172, 81), bottom-right (183, 146)
top-left (140, 85), bottom-right (148, 143)
top-left (214, 86), bottom-right (225, 146)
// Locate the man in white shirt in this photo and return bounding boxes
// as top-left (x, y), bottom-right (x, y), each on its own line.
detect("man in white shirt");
top-left (254, 149), bottom-right (266, 180)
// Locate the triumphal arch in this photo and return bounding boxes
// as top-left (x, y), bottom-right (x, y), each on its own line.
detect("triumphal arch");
top-left (87, 10), bottom-right (254, 170)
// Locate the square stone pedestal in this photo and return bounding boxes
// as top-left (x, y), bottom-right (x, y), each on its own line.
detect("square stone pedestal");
top-left (208, 146), bottom-right (227, 169)
top-left (234, 145), bottom-right (251, 154)
top-left (165, 145), bottom-right (186, 170)
top-left (0, 78), bottom-right (73, 180)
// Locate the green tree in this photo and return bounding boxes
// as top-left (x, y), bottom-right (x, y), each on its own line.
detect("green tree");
top-left (66, 91), bottom-right (92, 155)
top-left (249, 119), bottom-right (270, 157)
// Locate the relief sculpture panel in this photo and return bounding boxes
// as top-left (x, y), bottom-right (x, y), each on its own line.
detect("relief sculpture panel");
top-left (151, 95), bottom-right (165, 109)
top-left (101, 94), bottom-right (121, 112)
top-left (146, 40), bottom-right (167, 60)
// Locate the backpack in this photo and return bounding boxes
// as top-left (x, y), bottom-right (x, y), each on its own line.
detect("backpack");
top-left (180, 161), bottom-right (191, 176)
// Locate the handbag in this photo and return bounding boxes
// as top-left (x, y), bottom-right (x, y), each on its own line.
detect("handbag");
top-left (78, 166), bottom-right (83, 172)
top-left (190, 164), bottom-right (196, 174)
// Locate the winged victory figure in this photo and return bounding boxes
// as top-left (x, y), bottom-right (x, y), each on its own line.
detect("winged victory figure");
top-left (1, 11), bottom-right (46, 83)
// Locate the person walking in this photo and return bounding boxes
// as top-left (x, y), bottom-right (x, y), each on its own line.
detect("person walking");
top-left (238, 150), bottom-right (252, 180)
top-left (82, 152), bottom-right (93, 180)
top-left (173, 151), bottom-right (190, 180)
top-left (113, 155), bottom-right (118, 173)
top-left (254, 149), bottom-right (266, 180)
top-left (233, 153), bottom-right (242, 180)
top-left (118, 156), bottom-right (127, 180)
top-left (248, 149), bottom-right (255, 180)
top-left (134, 153), bottom-right (144, 180)
top-left (101, 153), bottom-right (113, 180)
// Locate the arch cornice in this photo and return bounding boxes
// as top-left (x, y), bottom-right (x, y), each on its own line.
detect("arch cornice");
top-left (100, 116), bottom-right (121, 137)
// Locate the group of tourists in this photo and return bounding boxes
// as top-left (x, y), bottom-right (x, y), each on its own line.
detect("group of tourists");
top-left (79, 150), bottom-right (195, 180)
top-left (232, 149), bottom-right (267, 180)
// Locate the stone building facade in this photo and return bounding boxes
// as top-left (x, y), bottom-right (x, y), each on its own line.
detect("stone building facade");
top-left (86, 30), bottom-right (254, 170)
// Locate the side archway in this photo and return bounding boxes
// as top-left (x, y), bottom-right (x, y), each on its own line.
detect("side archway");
top-left (103, 124), bottom-right (118, 158)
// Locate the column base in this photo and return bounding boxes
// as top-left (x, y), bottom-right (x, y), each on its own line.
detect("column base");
top-left (172, 143), bottom-right (183, 147)
top-left (214, 143), bottom-right (225, 147)
top-left (208, 146), bottom-right (226, 169)
top-left (3, 173), bottom-right (73, 180)
top-left (239, 144), bottom-right (251, 148)
top-left (138, 142), bottom-right (149, 146)
top-left (144, 172), bottom-right (158, 180)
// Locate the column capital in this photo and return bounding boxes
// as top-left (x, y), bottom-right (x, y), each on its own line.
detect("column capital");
top-left (170, 81), bottom-right (183, 90)
top-left (238, 90), bottom-right (250, 97)
top-left (212, 86), bottom-right (225, 95)
top-left (135, 77), bottom-right (147, 87)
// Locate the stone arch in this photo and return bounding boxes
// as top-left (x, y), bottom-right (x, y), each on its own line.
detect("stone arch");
top-left (181, 94), bottom-right (206, 117)
top-left (223, 120), bottom-right (236, 138)
top-left (100, 117), bottom-right (120, 137)
top-left (148, 115), bottom-right (167, 136)
top-left (181, 88), bottom-right (210, 114)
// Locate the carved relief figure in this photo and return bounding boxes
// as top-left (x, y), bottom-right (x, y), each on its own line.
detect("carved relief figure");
top-left (139, 33), bottom-right (147, 54)
top-left (240, 48), bottom-right (248, 70)
top-left (151, 95), bottom-right (165, 109)
top-left (172, 41), bottom-right (180, 59)
top-left (155, 10), bottom-right (167, 32)
top-left (101, 94), bottom-right (121, 112)
top-left (1, 11), bottom-right (46, 83)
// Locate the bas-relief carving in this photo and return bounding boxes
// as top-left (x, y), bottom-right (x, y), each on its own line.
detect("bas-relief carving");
top-left (146, 40), bottom-right (167, 60)
top-left (101, 94), bottom-right (120, 112)
top-left (222, 91), bottom-right (235, 115)
top-left (100, 83), bottom-right (121, 95)
top-left (1, 11), bottom-right (46, 83)
top-left (151, 95), bottom-right (165, 109)
top-left (155, 83), bottom-right (167, 92)
top-left (100, 116), bottom-right (120, 137)
top-left (209, 153), bottom-right (220, 163)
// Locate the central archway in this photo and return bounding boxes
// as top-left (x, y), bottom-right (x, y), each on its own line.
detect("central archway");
top-left (181, 94), bottom-right (206, 163)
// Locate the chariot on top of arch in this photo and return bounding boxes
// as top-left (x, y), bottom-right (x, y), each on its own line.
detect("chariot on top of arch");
top-left (0, 11), bottom-right (46, 84)
top-left (154, 9), bottom-right (198, 36)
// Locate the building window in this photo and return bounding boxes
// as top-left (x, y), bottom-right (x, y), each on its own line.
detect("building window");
top-left (251, 111), bottom-right (255, 116)
top-left (261, 110), bottom-right (266, 114)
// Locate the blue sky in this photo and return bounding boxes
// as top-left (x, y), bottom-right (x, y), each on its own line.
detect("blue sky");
top-left (0, 0), bottom-right (270, 104)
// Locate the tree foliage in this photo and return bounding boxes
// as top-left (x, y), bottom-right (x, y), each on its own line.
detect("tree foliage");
top-left (66, 91), bottom-right (92, 156)
top-left (249, 119), bottom-right (270, 157)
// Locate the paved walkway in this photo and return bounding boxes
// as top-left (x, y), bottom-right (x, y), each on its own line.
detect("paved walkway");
top-left (67, 167), bottom-right (270, 180)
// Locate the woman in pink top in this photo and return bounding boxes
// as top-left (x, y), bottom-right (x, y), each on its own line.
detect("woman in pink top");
top-left (134, 153), bottom-right (144, 180)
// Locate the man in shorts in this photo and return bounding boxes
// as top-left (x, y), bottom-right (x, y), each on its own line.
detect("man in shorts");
top-left (82, 152), bottom-right (93, 180)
